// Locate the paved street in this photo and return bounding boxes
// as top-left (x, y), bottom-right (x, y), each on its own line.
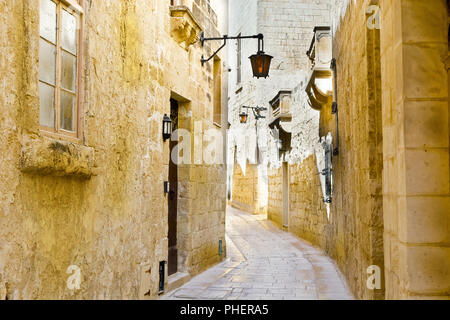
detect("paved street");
top-left (163, 206), bottom-right (353, 300)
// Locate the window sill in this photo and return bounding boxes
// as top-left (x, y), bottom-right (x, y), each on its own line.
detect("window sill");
top-left (20, 135), bottom-right (94, 179)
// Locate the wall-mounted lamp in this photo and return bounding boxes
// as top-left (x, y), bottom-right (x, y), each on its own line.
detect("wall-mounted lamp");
top-left (162, 114), bottom-right (173, 141)
top-left (239, 106), bottom-right (267, 124)
top-left (200, 32), bottom-right (273, 79)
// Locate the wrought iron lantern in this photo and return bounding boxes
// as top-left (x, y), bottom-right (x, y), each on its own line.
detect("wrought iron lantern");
top-left (200, 32), bottom-right (272, 78)
top-left (162, 114), bottom-right (172, 141)
top-left (249, 52), bottom-right (273, 79)
top-left (249, 35), bottom-right (273, 79)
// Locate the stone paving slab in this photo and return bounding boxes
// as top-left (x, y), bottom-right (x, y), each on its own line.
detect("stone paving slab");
top-left (162, 206), bottom-right (354, 300)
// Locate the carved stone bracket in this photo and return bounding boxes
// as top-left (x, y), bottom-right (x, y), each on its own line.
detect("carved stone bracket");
top-left (170, 6), bottom-right (202, 50)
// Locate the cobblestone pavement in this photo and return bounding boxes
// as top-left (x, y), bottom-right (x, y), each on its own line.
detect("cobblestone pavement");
top-left (163, 206), bottom-right (354, 300)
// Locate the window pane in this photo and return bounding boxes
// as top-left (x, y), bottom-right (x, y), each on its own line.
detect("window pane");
top-left (39, 39), bottom-right (56, 85)
top-left (60, 91), bottom-right (76, 132)
top-left (61, 51), bottom-right (77, 91)
top-left (39, 82), bottom-right (55, 128)
top-left (61, 9), bottom-right (78, 55)
top-left (40, 0), bottom-right (56, 43)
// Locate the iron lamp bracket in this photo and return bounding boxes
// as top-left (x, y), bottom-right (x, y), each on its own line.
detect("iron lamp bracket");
top-left (242, 105), bottom-right (267, 121)
top-left (200, 32), bottom-right (264, 66)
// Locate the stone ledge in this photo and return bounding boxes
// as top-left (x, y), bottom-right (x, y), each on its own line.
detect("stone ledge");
top-left (20, 136), bottom-right (94, 178)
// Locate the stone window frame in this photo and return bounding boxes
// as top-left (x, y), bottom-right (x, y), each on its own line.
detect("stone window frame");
top-left (39, 0), bottom-right (84, 144)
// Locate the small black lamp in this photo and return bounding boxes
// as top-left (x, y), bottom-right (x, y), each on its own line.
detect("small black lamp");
top-left (162, 114), bottom-right (172, 141)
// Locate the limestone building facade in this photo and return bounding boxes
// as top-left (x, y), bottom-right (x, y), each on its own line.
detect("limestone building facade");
top-left (0, 0), bottom-right (228, 299)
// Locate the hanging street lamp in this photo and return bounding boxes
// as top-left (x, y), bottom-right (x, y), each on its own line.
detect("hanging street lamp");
top-left (249, 36), bottom-right (273, 79)
top-left (200, 32), bottom-right (273, 79)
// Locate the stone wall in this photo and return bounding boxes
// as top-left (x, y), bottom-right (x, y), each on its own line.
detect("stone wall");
top-left (267, 167), bottom-right (282, 226)
top-left (288, 155), bottom-right (328, 250)
top-left (231, 163), bottom-right (265, 214)
top-left (0, 0), bottom-right (226, 300)
top-left (380, 0), bottom-right (450, 299)
top-left (326, 0), bottom-right (384, 300)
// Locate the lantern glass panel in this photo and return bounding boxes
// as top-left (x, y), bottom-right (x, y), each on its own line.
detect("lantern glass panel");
top-left (263, 55), bottom-right (272, 76)
top-left (249, 53), bottom-right (273, 78)
top-left (239, 112), bottom-right (248, 124)
top-left (256, 56), bottom-right (264, 75)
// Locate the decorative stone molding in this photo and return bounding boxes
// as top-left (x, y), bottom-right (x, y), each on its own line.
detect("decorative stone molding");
top-left (20, 135), bottom-right (95, 178)
top-left (170, 6), bottom-right (202, 50)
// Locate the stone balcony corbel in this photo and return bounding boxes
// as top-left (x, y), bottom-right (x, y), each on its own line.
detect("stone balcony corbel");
top-left (305, 26), bottom-right (333, 111)
top-left (305, 69), bottom-right (333, 111)
top-left (169, 6), bottom-right (202, 50)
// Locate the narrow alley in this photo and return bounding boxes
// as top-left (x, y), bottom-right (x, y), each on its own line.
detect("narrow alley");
top-left (163, 206), bottom-right (353, 300)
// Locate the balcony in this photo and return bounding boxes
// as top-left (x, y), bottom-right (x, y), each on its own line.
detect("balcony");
top-left (268, 90), bottom-right (292, 153)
